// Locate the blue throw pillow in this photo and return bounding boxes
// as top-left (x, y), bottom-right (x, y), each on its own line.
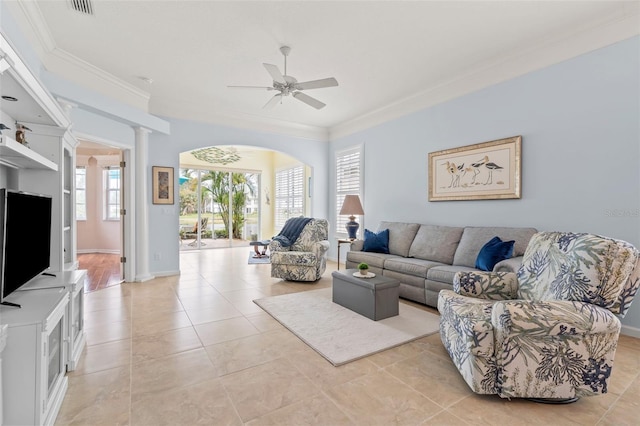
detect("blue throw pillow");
top-left (363, 228), bottom-right (390, 254)
top-left (475, 236), bottom-right (515, 271)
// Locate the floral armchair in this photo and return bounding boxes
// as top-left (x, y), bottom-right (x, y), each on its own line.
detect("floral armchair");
top-left (438, 231), bottom-right (640, 402)
top-left (269, 218), bottom-right (330, 281)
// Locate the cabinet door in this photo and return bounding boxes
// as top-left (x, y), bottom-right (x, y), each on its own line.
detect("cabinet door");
top-left (71, 290), bottom-right (83, 344)
top-left (40, 304), bottom-right (68, 424)
top-left (47, 319), bottom-right (63, 395)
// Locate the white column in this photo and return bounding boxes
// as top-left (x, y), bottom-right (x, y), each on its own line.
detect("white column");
top-left (134, 126), bottom-right (154, 282)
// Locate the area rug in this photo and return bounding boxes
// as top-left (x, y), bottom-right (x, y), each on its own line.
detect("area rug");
top-left (253, 288), bottom-right (440, 366)
top-left (248, 251), bottom-right (270, 264)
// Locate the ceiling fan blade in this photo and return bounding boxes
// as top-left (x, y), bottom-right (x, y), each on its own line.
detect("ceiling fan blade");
top-left (263, 63), bottom-right (286, 85)
top-left (294, 77), bottom-right (338, 91)
top-left (263, 94), bottom-right (282, 109)
top-left (292, 92), bottom-right (326, 109)
top-left (227, 85), bottom-right (274, 90)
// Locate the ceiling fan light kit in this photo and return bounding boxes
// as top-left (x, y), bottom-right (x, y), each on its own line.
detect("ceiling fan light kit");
top-left (229, 45), bottom-right (338, 110)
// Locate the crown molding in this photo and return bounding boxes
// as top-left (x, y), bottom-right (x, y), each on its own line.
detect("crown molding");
top-left (329, 7), bottom-right (640, 140)
top-left (11, 0), bottom-right (56, 53)
top-left (150, 97), bottom-right (330, 142)
top-left (8, 0), bottom-right (151, 111)
top-left (46, 47), bottom-right (151, 110)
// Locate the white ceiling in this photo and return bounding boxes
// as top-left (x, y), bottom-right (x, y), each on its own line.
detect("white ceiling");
top-left (4, 1), bottom-right (640, 138)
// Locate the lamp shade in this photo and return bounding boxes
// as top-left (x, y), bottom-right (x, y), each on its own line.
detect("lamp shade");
top-left (339, 195), bottom-right (364, 216)
top-left (340, 195), bottom-right (364, 239)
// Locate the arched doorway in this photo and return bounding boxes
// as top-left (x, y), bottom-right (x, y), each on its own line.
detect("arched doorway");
top-left (178, 145), bottom-right (312, 251)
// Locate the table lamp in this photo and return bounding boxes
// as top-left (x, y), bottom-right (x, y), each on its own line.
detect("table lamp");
top-left (340, 195), bottom-right (364, 240)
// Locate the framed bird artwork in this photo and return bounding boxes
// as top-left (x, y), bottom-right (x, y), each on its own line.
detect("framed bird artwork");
top-left (428, 136), bottom-right (521, 201)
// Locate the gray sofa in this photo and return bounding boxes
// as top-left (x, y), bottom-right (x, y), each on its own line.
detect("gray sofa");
top-left (345, 221), bottom-right (537, 307)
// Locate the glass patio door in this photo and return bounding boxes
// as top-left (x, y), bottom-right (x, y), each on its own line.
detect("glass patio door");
top-left (231, 172), bottom-right (260, 247)
top-left (179, 169), bottom-right (214, 249)
top-left (179, 168), bottom-right (260, 250)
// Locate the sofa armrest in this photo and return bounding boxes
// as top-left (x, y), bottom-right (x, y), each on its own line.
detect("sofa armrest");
top-left (493, 256), bottom-right (523, 273)
top-left (350, 239), bottom-right (364, 251)
top-left (453, 271), bottom-right (518, 300)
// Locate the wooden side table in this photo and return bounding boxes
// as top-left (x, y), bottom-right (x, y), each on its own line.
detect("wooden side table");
top-left (336, 238), bottom-right (353, 270)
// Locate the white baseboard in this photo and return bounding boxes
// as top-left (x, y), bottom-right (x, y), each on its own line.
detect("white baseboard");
top-left (77, 249), bottom-right (120, 254)
top-left (154, 270), bottom-right (180, 277)
top-left (621, 324), bottom-right (640, 339)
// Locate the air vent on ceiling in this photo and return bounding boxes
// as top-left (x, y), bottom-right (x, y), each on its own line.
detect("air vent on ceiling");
top-left (69, 0), bottom-right (94, 15)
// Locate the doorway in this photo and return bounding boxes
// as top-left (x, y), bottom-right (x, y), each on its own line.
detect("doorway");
top-left (76, 140), bottom-right (125, 290)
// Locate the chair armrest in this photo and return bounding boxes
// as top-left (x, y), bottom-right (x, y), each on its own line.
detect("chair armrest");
top-left (310, 240), bottom-right (330, 257)
top-left (492, 300), bottom-right (621, 338)
top-left (454, 271), bottom-right (518, 300)
top-left (493, 256), bottom-right (523, 273)
top-left (350, 239), bottom-right (364, 251)
top-left (269, 239), bottom-right (290, 253)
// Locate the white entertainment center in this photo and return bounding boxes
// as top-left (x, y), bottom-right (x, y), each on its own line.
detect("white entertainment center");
top-left (1, 31), bottom-right (85, 425)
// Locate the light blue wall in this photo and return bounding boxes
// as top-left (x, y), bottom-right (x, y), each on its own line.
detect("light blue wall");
top-left (330, 36), bottom-right (640, 330)
top-left (148, 117), bottom-right (329, 276)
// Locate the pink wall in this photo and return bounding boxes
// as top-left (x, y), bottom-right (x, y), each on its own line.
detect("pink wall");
top-left (76, 155), bottom-right (121, 253)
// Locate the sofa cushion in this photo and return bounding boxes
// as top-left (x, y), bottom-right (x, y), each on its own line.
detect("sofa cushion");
top-left (427, 265), bottom-right (479, 284)
top-left (384, 257), bottom-right (445, 279)
top-left (475, 236), bottom-right (515, 271)
top-left (346, 251), bottom-right (399, 269)
top-left (408, 225), bottom-right (464, 264)
top-left (453, 226), bottom-right (537, 268)
top-left (378, 221), bottom-right (420, 257)
top-left (363, 228), bottom-right (390, 253)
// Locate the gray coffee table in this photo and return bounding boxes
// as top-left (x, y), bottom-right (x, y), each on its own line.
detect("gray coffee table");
top-left (331, 269), bottom-right (400, 320)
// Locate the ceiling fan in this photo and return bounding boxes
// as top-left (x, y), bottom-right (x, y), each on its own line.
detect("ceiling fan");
top-left (228, 46), bottom-right (338, 110)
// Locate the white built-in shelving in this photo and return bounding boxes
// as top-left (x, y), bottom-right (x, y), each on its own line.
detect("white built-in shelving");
top-left (0, 135), bottom-right (58, 171)
top-left (1, 30), bottom-right (81, 425)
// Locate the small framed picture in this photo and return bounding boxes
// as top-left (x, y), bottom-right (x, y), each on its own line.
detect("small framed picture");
top-left (152, 166), bottom-right (174, 205)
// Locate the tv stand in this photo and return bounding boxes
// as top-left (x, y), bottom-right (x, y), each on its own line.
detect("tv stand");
top-left (1, 270), bottom-right (87, 425)
top-left (1, 287), bottom-right (69, 425)
top-left (0, 301), bottom-right (21, 308)
top-left (43, 272), bottom-right (57, 277)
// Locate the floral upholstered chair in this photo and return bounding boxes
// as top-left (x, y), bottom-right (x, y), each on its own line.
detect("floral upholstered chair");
top-left (269, 218), bottom-right (330, 281)
top-left (438, 231), bottom-right (640, 402)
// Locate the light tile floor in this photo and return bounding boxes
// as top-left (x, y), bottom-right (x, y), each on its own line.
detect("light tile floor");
top-left (56, 247), bottom-right (640, 425)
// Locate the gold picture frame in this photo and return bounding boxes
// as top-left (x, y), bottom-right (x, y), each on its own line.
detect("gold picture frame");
top-left (428, 136), bottom-right (521, 201)
top-left (152, 166), bottom-right (174, 205)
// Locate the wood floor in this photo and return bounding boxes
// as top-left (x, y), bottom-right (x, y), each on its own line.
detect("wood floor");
top-left (77, 253), bottom-right (123, 293)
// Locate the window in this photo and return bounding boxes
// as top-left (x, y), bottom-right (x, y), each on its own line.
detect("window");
top-left (104, 167), bottom-right (120, 220)
top-left (75, 167), bottom-right (86, 220)
top-left (336, 147), bottom-right (363, 236)
top-left (274, 165), bottom-right (304, 231)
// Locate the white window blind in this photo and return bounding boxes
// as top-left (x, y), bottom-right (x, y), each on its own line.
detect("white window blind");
top-left (336, 147), bottom-right (362, 236)
top-left (104, 167), bottom-right (121, 220)
top-left (75, 167), bottom-right (86, 221)
top-left (275, 165), bottom-right (304, 232)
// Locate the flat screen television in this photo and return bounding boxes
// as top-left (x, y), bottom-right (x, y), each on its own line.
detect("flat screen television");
top-left (0, 188), bottom-right (52, 305)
